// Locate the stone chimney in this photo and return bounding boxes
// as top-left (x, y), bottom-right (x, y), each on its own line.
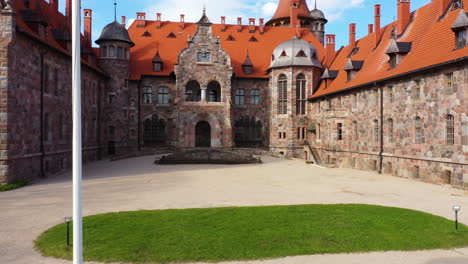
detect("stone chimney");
top-left (349, 23), bottom-right (356, 49)
top-left (221, 16), bottom-right (226, 32)
top-left (84, 9), bottom-right (92, 46)
top-left (156, 13), bottom-right (161, 29)
top-left (136, 12), bottom-right (147, 27)
top-left (237, 17), bottom-right (242, 32)
top-left (397, 0), bottom-right (411, 35)
top-left (180, 14), bottom-right (185, 29)
top-left (259, 18), bottom-right (265, 34)
top-left (122, 16), bottom-right (126, 27)
top-left (249, 18), bottom-right (256, 33)
top-left (374, 4), bottom-right (381, 47)
top-left (368, 24), bottom-right (374, 34)
top-left (326, 34), bottom-right (336, 66)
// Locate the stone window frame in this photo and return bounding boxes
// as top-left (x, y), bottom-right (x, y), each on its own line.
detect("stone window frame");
top-left (445, 114), bottom-right (455, 145)
top-left (373, 119), bottom-right (379, 143)
top-left (250, 89), bottom-right (261, 105)
top-left (157, 86), bottom-right (169, 105)
top-left (445, 72), bottom-right (454, 95)
top-left (234, 89), bottom-right (245, 105)
top-left (117, 47), bottom-right (123, 58)
top-left (387, 118), bottom-right (394, 143)
top-left (412, 80), bottom-right (421, 100)
top-left (142, 86), bottom-right (153, 104)
top-left (277, 74), bottom-right (288, 115)
top-left (295, 74), bottom-right (307, 115)
top-left (337, 123), bottom-right (343, 141)
top-left (414, 116), bottom-right (423, 144)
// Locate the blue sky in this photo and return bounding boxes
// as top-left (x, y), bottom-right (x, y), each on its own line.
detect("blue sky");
top-left (57, 0), bottom-right (432, 47)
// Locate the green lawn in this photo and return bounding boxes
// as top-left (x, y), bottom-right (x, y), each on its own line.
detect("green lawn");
top-left (0, 181), bottom-right (27, 192)
top-left (35, 204), bottom-right (468, 263)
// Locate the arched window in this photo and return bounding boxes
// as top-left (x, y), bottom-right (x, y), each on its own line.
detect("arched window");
top-left (143, 114), bottom-right (166, 146)
top-left (373, 119), bottom-right (379, 142)
top-left (102, 46), bottom-right (107, 57)
top-left (446, 114), bottom-right (455, 145)
top-left (234, 89), bottom-right (245, 105)
top-left (109, 46), bottom-right (115, 57)
top-left (234, 116), bottom-right (263, 147)
top-left (207, 81), bottom-right (221, 102)
top-left (387, 118), bottom-right (394, 143)
top-left (415, 116), bottom-right (423, 144)
top-left (296, 74), bottom-right (306, 115)
top-left (125, 48), bottom-right (130, 59)
top-left (278, 74), bottom-right (287, 114)
top-left (185, 80), bottom-right (201, 102)
top-left (117, 47), bottom-right (123, 58)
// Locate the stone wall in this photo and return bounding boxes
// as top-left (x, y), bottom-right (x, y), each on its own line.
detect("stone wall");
top-left (309, 62), bottom-right (468, 189)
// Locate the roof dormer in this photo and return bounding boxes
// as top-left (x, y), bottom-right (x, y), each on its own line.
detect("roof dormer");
top-left (242, 51), bottom-right (254, 75)
top-left (386, 39), bottom-right (412, 69)
top-left (344, 58), bottom-right (363, 82)
top-left (152, 51), bottom-right (163, 72)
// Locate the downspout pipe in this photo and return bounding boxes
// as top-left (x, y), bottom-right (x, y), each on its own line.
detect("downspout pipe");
top-left (137, 80), bottom-right (142, 151)
top-left (379, 85), bottom-right (384, 174)
top-left (40, 49), bottom-right (49, 178)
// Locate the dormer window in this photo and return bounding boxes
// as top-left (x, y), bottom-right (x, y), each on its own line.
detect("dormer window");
top-left (344, 59), bottom-right (363, 82)
top-left (386, 40), bottom-right (412, 69)
top-left (451, 11), bottom-right (468, 49)
top-left (152, 51), bottom-right (163, 72)
top-left (280, 50), bottom-right (287, 57)
top-left (296, 50), bottom-right (307, 57)
top-left (242, 52), bottom-right (253, 75)
top-left (451, 0), bottom-right (462, 11)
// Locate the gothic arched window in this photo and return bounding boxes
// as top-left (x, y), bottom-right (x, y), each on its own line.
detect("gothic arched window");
top-left (296, 74), bottom-right (306, 115)
top-left (278, 74), bottom-right (287, 114)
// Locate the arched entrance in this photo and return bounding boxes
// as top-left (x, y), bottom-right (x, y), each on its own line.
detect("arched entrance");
top-left (195, 121), bottom-right (211, 147)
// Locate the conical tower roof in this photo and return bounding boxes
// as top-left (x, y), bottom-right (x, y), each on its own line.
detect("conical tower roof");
top-left (269, 0), bottom-right (312, 22)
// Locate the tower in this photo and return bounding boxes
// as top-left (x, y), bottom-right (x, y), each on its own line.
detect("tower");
top-left (265, 0), bottom-right (328, 45)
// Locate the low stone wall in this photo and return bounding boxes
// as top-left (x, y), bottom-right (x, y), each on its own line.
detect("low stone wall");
top-left (157, 149), bottom-right (262, 165)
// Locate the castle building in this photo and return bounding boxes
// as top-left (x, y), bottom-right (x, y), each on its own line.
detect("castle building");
top-left (0, 0), bottom-right (466, 189)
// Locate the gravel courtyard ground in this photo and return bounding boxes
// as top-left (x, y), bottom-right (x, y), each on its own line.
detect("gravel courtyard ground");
top-left (1, 155), bottom-right (468, 264)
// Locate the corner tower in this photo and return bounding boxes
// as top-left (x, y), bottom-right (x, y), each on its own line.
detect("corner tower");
top-left (266, 0), bottom-right (327, 45)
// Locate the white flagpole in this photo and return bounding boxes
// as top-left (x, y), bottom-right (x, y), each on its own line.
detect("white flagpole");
top-left (71, 0), bottom-right (83, 263)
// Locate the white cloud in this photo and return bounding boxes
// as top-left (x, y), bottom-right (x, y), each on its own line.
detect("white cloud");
top-left (136, 0), bottom-right (366, 24)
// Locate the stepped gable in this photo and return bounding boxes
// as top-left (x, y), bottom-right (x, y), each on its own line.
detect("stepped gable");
top-left (311, 0), bottom-right (468, 99)
top-left (127, 21), bottom-right (326, 80)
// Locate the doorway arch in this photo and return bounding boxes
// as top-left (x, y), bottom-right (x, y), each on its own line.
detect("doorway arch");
top-left (195, 121), bottom-right (211, 147)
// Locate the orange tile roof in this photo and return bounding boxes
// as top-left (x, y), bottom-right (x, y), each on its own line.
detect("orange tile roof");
top-left (311, 0), bottom-right (468, 99)
top-left (12, 0), bottom-right (103, 74)
top-left (128, 21), bottom-right (326, 80)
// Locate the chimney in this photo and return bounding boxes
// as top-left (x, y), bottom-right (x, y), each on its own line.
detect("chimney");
top-left (259, 18), bottom-right (265, 34)
top-left (221, 16), bottom-right (226, 32)
top-left (156, 13), bottom-right (161, 29)
top-left (290, 2), bottom-right (299, 28)
top-left (326, 34), bottom-right (336, 66)
top-left (368, 24), bottom-right (374, 34)
top-left (397, 0), bottom-right (411, 35)
top-left (374, 4), bottom-right (381, 47)
top-left (66, 0), bottom-right (72, 28)
top-left (50, 0), bottom-right (58, 11)
top-left (84, 9), bottom-right (92, 46)
top-left (122, 16), bottom-right (126, 27)
top-left (249, 18), bottom-right (256, 33)
top-left (237, 17), bottom-right (242, 32)
top-left (180, 14), bottom-right (185, 29)
top-left (349, 23), bottom-right (356, 49)
top-left (136, 12), bottom-right (147, 27)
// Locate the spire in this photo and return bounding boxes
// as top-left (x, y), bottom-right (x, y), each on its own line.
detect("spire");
top-left (114, 0), bottom-right (117, 21)
top-left (315, 0), bottom-right (317, 10)
top-left (197, 6), bottom-right (212, 25)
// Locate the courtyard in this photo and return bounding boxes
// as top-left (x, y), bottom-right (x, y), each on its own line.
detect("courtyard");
top-left (1, 155), bottom-right (468, 264)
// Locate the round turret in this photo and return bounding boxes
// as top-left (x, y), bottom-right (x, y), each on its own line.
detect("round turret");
top-left (270, 37), bottom-right (322, 69)
top-left (96, 21), bottom-right (134, 60)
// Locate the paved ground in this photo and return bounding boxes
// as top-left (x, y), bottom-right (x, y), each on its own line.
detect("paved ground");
top-left (1, 156), bottom-right (468, 264)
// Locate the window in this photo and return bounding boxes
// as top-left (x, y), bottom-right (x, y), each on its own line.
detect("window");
top-left (353, 121), bottom-right (358, 140)
top-left (143, 87), bottom-right (153, 104)
top-left (186, 80), bottom-right (201, 102)
top-left (143, 115), bottom-right (166, 146)
top-left (102, 46), bottom-right (107, 57)
top-left (278, 75), bottom-right (287, 114)
top-left (197, 51), bottom-right (210, 62)
top-left (446, 114), bottom-right (455, 145)
top-left (297, 127), bottom-right (306, 140)
top-left (109, 46), bottom-right (115, 57)
top-left (207, 81), bottom-right (221, 102)
top-left (117, 47), bottom-right (123, 58)
top-left (234, 116), bottom-right (263, 147)
top-left (158, 87), bottom-right (169, 104)
top-left (412, 80), bottom-right (421, 100)
top-left (371, 89), bottom-right (378, 106)
top-left (296, 74), bottom-right (306, 115)
top-left (445, 73), bottom-right (453, 95)
top-left (234, 89), bottom-right (245, 105)
top-left (387, 118), bottom-right (394, 143)
top-left (388, 86), bottom-right (394, 103)
top-left (389, 54), bottom-right (397, 69)
top-left (108, 126), bottom-right (115, 137)
top-left (126, 48), bottom-right (130, 59)
top-left (108, 94), bottom-right (115, 104)
top-left (415, 116), bottom-right (423, 144)
top-left (250, 89), bottom-right (260, 105)
top-left (44, 113), bottom-right (49, 141)
top-left (327, 99), bottom-right (332, 111)
top-left (153, 62), bottom-right (162, 72)
top-left (337, 123), bottom-right (343, 141)
top-left (373, 119), bottom-right (379, 142)
top-left (455, 29), bottom-right (467, 49)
